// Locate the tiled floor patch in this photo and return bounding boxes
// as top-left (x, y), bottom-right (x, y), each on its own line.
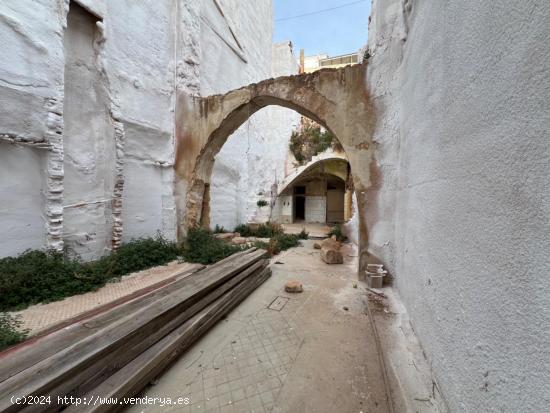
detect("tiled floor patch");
top-left (186, 309), bottom-right (302, 412)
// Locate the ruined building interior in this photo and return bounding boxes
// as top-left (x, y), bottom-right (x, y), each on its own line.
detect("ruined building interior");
top-left (0, 1), bottom-right (548, 412)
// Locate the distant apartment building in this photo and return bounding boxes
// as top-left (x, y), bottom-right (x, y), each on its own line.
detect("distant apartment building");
top-left (300, 51), bottom-right (359, 73)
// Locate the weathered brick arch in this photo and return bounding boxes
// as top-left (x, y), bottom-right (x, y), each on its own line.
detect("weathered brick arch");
top-left (175, 63), bottom-right (375, 272)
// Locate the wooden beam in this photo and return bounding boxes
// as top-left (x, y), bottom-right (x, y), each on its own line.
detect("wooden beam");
top-left (0, 250), bottom-right (266, 413)
top-left (64, 267), bottom-right (271, 413)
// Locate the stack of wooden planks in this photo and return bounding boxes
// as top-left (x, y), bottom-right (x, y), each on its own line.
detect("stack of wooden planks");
top-left (0, 248), bottom-right (270, 413)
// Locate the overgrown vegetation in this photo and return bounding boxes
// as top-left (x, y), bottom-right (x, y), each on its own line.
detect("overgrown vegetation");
top-left (254, 233), bottom-right (301, 257)
top-left (213, 224), bottom-right (227, 234)
top-left (234, 222), bottom-right (283, 238)
top-left (0, 236), bottom-right (180, 312)
top-left (0, 313), bottom-right (28, 351)
top-left (289, 125), bottom-right (340, 165)
top-left (182, 228), bottom-right (243, 265)
top-left (0, 222), bottom-right (306, 323)
top-left (327, 224), bottom-right (346, 242)
top-left (297, 228), bottom-right (309, 240)
top-left (256, 199), bottom-right (268, 208)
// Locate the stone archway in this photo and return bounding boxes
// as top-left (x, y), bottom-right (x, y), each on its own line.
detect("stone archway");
top-left (175, 63), bottom-right (375, 272)
top-left (274, 157), bottom-right (352, 225)
top-left (277, 156), bottom-right (349, 197)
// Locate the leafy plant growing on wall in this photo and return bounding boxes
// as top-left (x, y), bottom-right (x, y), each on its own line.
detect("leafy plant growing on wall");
top-left (289, 124), bottom-right (339, 165)
top-left (256, 200), bottom-right (268, 208)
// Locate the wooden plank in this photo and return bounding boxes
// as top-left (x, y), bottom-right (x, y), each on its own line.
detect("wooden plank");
top-left (0, 250), bottom-right (266, 413)
top-left (19, 260), bottom-right (269, 413)
top-left (0, 249), bottom-right (259, 383)
top-left (64, 267), bottom-right (271, 413)
top-left (0, 265), bottom-right (205, 382)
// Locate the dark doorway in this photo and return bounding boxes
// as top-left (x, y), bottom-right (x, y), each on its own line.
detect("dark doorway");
top-left (294, 185), bottom-right (306, 221)
top-left (294, 196), bottom-right (305, 221)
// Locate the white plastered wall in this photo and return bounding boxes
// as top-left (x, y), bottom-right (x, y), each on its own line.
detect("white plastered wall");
top-left (209, 35), bottom-right (301, 230)
top-left (0, 0), bottom-right (285, 257)
top-left (366, 1), bottom-right (550, 411)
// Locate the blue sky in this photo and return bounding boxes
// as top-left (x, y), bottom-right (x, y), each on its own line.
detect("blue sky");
top-left (274, 0), bottom-right (371, 57)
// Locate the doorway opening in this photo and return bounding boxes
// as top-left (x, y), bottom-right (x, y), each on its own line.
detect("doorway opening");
top-left (294, 186), bottom-right (306, 221)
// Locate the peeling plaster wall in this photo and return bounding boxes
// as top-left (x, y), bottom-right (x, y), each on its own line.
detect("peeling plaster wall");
top-left (209, 37), bottom-right (300, 230)
top-left (62, 3), bottom-right (115, 261)
top-left (0, 0), bottom-right (283, 257)
top-left (105, 0), bottom-right (177, 244)
top-left (0, 0), bottom-right (64, 258)
top-left (367, 0), bottom-right (550, 411)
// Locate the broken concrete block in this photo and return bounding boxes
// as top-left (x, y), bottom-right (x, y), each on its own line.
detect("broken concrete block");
top-left (284, 280), bottom-right (303, 293)
top-left (321, 246), bottom-right (344, 264)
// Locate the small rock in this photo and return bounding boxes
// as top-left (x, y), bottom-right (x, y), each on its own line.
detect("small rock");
top-left (285, 280), bottom-right (303, 293)
top-left (353, 283), bottom-right (358, 288)
top-left (343, 306), bottom-right (349, 311)
top-left (231, 237), bottom-right (248, 245)
top-left (214, 232), bottom-right (235, 240)
top-left (275, 261), bottom-right (284, 265)
top-left (313, 242), bottom-right (322, 249)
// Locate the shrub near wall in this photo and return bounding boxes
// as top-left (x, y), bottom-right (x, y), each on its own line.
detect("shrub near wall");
top-left (0, 236), bottom-right (180, 312)
top-left (182, 228), bottom-right (244, 265)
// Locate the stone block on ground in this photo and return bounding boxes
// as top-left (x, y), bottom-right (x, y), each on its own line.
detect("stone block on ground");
top-left (231, 237), bottom-right (248, 245)
top-left (285, 280), bottom-right (303, 293)
top-left (321, 236), bottom-right (341, 250)
top-left (214, 232), bottom-right (235, 240)
top-left (321, 246), bottom-right (344, 264)
top-left (245, 237), bottom-right (270, 243)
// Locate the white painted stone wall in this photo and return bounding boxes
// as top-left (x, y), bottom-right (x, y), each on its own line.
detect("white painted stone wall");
top-left (366, 1), bottom-right (550, 411)
top-left (0, 0), bottom-right (65, 257)
top-left (210, 40), bottom-right (300, 230)
top-left (0, 147), bottom-right (46, 256)
top-left (305, 197), bottom-right (326, 223)
top-left (0, 0), bottom-right (283, 258)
